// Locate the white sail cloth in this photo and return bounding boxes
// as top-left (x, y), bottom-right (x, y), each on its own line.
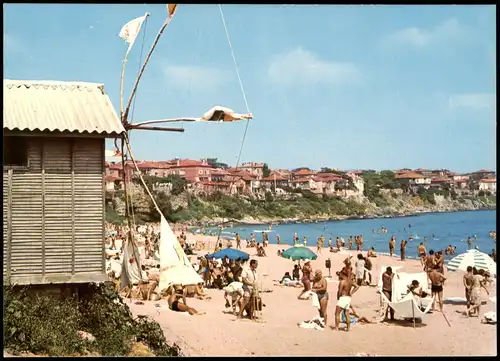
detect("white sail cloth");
top-left (158, 215), bottom-right (203, 292)
top-left (120, 235), bottom-right (148, 289)
top-left (201, 106), bottom-right (252, 122)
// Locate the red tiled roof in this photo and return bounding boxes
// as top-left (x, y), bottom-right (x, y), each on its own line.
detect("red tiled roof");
top-left (395, 172), bottom-right (424, 179)
top-left (454, 179), bottom-right (468, 183)
top-left (294, 169), bottom-right (315, 176)
top-left (475, 169), bottom-right (495, 174)
top-left (292, 178), bottom-right (311, 183)
top-left (480, 178), bottom-right (497, 183)
top-left (165, 159), bottom-right (210, 168)
top-left (431, 177), bottom-right (451, 183)
top-left (199, 181), bottom-right (230, 187)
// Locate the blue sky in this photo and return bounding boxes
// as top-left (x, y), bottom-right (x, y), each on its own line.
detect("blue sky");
top-left (4, 4), bottom-right (496, 172)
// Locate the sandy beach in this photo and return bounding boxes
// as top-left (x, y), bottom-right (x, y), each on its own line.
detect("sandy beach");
top-left (129, 232), bottom-right (497, 356)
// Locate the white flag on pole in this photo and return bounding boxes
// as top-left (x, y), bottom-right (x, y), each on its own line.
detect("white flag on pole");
top-left (119, 13), bottom-right (148, 52)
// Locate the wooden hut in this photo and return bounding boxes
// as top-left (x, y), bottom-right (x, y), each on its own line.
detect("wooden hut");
top-left (3, 80), bottom-right (125, 285)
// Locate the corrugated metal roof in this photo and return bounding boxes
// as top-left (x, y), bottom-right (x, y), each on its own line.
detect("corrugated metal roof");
top-left (3, 79), bottom-right (125, 135)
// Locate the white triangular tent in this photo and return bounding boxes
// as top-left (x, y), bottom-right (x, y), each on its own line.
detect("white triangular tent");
top-left (377, 265), bottom-right (434, 321)
top-left (159, 215), bottom-right (203, 291)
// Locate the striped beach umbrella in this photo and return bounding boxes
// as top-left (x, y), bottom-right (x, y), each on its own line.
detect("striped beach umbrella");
top-left (447, 249), bottom-right (496, 276)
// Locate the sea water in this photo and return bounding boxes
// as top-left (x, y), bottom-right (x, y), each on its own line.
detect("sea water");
top-left (224, 210), bottom-right (496, 260)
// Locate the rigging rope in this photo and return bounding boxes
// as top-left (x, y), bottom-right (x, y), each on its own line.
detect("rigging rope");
top-left (214, 4), bottom-right (253, 249)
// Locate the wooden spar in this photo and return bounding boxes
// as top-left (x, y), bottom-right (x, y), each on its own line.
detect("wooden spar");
top-left (123, 14), bottom-right (176, 124)
top-left (134, 118), bottom-right (200, 126)
top-left (126, 124), bottom-right (185, 133)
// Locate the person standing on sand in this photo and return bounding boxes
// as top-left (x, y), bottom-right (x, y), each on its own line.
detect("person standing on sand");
top-left (328, 238), bottom-right (333, 248)
top-left (333, 271), bottom-right (360, 331)
top-left (418, 242), bottom-right (427, 267)
top-left (238, 259), bottom-right (259, 319)
top-left (311, 269), bottom-right (329, 327)
top-left (293, 233), bottom-right (299, 245)
top-left (389, 236), bottom-right (396, 257)
top-left (348, 236), bottom-right (353, 250)
top-left (297, 260), bottom-right (313, 300)
top-left (425, 250), bottom-right (435, 273)
top-left (364, 254), bottom-right (373, 285)
top-left (468, 267), bottom-right (489, 317)
top-left (355, 254), bottom-right (366, 286)
top-left (434, 251), bottom-right (445, 282)
top-left (276, 234), bottom-right (280, 245)
top-left (429, 264), bottom-right (446, 312)
top-left (235, 233), bottom-right (241, 249)
top-left (381, 267), bottom-right (396, 321)
top-left (463, 266), bottom-right (474, 314)
top-left (400, 239), bottom-right (407, 261)
top-left (316, 237), bottom-right (322, 254)
top-left (303, 236), bottom-right (308, 247)
top-left (359, 235), bottom-right (364, 251)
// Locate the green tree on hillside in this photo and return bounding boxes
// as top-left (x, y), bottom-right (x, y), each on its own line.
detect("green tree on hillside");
top-left (262, 163), bottom-right (271, 178)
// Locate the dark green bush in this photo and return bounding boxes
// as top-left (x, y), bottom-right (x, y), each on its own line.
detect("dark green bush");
top-left (3, 283), bottom-right (182, 357)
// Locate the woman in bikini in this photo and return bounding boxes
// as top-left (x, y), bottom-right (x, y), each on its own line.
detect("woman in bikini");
top-left (297, 260), bottom-right (313, 300)
top-left (311, 269), bottom-right (329, 327)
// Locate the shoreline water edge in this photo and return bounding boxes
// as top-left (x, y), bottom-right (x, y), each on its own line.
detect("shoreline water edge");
top-left (195, 207), bottom-right (496, 227)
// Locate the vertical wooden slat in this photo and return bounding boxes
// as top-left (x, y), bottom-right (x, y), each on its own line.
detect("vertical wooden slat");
top-left (101, 138), bottom-right (106, 274)
top-left (71, 138), bottom-right (76, 275)
top-left (7, 169), bottom-right (13, 282)
top-left (41, 139), bottom-right (46, 276)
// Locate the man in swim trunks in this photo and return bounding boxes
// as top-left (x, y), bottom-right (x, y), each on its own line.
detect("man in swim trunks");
top-left (389, 236), bottom-right (396, 257)
top-left (463, 266), bottom-right (474, 314)
top-left (425, 250), bottom-right (435, 276)
top-left (238, 259), bottom-right (259, 319)
top-left (333, 271), bottom-right (359, 331)
top-left (235, 233), bottom-right (241, 249)
top-left (429, 264), bottom-right (446, 312)
top-left (381, 267), bottom-right (395, 321)
top-left (468, 267), bottom-right (490, 317)
top-left (418, 242), bottom-right (427, 267)
top-left (167, 286), bottom-right (202, 315)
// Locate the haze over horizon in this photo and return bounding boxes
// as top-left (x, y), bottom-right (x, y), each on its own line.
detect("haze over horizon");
top-left (4, 4), bottom-right (496, 173)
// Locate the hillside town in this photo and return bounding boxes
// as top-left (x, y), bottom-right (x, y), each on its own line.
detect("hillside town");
top-left (105, 159), bottom-right (497, 197)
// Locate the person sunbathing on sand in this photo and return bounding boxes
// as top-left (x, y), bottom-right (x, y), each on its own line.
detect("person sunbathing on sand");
top-left (340, 305), bottom-right (371, 325)
top-left (333, 271), bottom-right (359, 331)
top-left (167, 286), bottom-right (204, 316)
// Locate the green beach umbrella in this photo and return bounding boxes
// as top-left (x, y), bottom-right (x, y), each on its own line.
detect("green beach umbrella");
top-left (447, 249), bottom-right (496, 276)
top-left (281, 245), bottom-right (318, 261)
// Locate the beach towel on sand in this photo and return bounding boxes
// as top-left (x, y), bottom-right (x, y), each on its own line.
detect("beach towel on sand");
top-left (298, 316), bottom-right (325, 331)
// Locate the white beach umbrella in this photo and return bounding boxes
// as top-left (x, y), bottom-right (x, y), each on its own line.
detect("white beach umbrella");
top-left (447, 249), bottom-right (496, 276)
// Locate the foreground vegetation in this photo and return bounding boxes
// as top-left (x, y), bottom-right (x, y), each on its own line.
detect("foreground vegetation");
top-left (4, 283), bottom-right (181, 357)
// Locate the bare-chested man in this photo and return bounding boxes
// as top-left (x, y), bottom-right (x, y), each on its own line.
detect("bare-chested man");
top-left (425, 250), bottom-right (436, 276)
top-left (381, 266), bottom-right (395, 321)
top-left (333, 271), bottom-right (359, 331)
top-left (468, 267), bottom-right (490, 317)
top-left (389, 236), bottom-right (396, 257)
top-left (418, 242), bottom-right (427, 267)
top-left (429, 264), bottom-right (446, 312)
top-left (463, 266), bottom-right (474, 313)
